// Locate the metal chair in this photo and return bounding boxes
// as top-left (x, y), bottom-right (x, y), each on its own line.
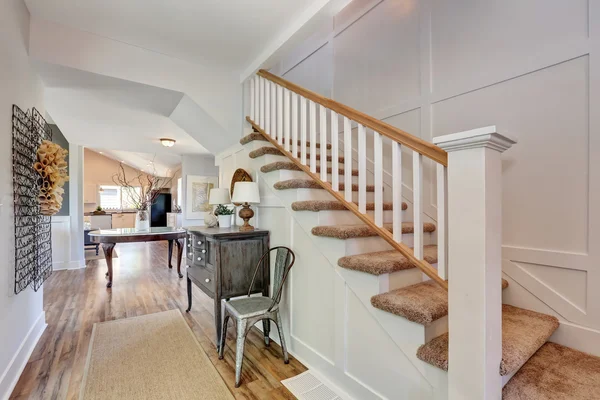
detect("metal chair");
top-left (218, 246), bottom-right (295, 387)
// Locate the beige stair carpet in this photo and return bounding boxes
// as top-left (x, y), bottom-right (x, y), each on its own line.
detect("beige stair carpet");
top-left (339, 245), bottom-right (437, 275)
top-left (292, 200), bottom-right (407, 212)
top-left (503, 342), bottom-right (600, 399)
top-left (311, 222), bottom-right (436, 239)
top-left (249, 146), bottom-right (345, 163)
top-left (416, 305), bottom-right (560, 376)
top-left (274, 179), bottom-right (376, 192)
top-left (371, 278), bottom-right (508, 325)
top-left (261, 161), bottom-right (358, 176)
top-left (240, 133), bottom-right (332, 149)
top-left (80, 309), bottom-right (233, 400)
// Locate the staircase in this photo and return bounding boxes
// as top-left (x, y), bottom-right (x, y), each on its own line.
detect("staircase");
top-left (239, 70), bottom-right (600, 399)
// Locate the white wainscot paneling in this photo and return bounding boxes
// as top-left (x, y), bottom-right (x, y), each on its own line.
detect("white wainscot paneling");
top-left (431, 0), bottom-right (589, 95)
top-left (290, 221), bottom-right (336, 364)
top-left (333, 0), bottom-right (421, 115)
top-left (51, 216), bottom-right (71, 270)
top-left (433, 56), bottom-right (589, 254)
top-left (283, 43), bottom-right (333, 97)
top-left (345, 287), bottom-right (433, 399)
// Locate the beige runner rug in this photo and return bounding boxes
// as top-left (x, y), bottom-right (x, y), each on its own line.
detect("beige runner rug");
top-left (80, 309), bottom-right (234, 400)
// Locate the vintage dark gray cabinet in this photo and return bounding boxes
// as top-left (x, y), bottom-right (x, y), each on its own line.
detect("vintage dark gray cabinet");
top-left (185, 226), bottom-right (270, 350)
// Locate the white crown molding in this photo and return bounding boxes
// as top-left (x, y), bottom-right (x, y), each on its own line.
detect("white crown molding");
top-left (433, 126), bottom-right (517, 153)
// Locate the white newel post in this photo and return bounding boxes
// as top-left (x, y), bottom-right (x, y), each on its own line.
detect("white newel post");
top-left (433, 126), bottom-right (516, 400)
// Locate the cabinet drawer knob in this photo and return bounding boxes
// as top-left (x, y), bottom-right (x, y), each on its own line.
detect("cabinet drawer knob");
top-left (201, 249), bottom-right (206, 254)
top-left (197, 241), bottom-right (202, 245)
top-left (187, 244), bottom-right (191, 248)
top-left (197, 257), bottom-right (202, 261)
top-left (205, 278), bottom-right (210, 283)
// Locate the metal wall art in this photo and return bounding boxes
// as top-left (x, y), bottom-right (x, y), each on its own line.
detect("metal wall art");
top-left (12, 105), bottom-right (53, 294)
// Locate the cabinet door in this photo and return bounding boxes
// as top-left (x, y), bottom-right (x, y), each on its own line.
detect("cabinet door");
top-left (123, 213), bottom-right (136, 228)
top-left (111, 214), bottom-right (125, 228)
top-left (84, 184), bottom-right (98, 204)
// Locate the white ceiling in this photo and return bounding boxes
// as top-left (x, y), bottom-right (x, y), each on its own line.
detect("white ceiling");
top-left (25, 0), bottom-right (318, 72)
top-left (36, 62), bottom-right (208, 174)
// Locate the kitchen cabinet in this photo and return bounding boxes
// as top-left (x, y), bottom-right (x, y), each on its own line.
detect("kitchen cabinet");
top-left (89, 215), bottom-right (112, 229)
top-left (84, 184), bottom-right (98, 204)
top-left (112, 213), bottom-right (135, 229)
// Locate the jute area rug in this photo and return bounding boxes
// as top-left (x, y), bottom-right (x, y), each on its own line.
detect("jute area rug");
top-left (80, 309), bottom-right (234, 400)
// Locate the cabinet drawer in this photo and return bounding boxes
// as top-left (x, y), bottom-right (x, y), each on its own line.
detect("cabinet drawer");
top-left (192, 234), bottom-right (206, 249)
top-left (192, 249), bottom-right (206, 267)
top-left (188, 266), bottom-right (215, 295)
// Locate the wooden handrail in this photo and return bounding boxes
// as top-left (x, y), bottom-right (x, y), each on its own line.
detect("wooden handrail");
top-left (246, 116), bottom-right (449, 290)
top-left (257, 69), bottom-right (448, 166)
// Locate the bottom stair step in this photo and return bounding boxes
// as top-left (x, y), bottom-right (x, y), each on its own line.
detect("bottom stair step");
top-left (503, 342), bottom-right (600, 399)
top-left (416, 305), bottom-right (560, 376)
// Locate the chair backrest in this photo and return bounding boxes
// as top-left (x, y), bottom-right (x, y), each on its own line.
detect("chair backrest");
top-left (247, 246), bottom-right (295, 311)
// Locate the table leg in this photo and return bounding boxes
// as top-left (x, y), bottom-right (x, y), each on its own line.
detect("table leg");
top-left (102, 243), bottom-right (116, 288)
top-left (175, 239), bottom-right (184, 278)
top-left (168, 240), bottom-right (174, 269)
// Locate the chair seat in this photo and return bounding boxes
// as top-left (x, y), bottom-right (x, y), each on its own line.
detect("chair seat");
top-left (225, 296), bottom-right (278, 319)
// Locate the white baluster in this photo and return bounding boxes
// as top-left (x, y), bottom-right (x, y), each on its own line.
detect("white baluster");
top-left (320, 105), bottom-right (327, 182)
top-left (331, 112), bottom-right (339, 191)
top-left (413, 151), bottom-right (423, 259)
top-left (254, 77), bottom-right (259, 124)
top-left (374, 131), bottom-right (383, 226)
top-left (260, 77), bottom-right (265, 128)
top-left (309, 101), bottom-right (317, 173)
top-left (271, 82), bottom-right (276, 139)
top-left (300, 97), bottom-right (307, 165)
top-left (250, 77), bottom-right (255, 121)
top-left (284, 89), bottom-right (291, 152)
top-left (291, 93), bottom-right (298, 158)
top-left (344, 117), bottom-right (352, 202)
top-left (277, 85), bottom-right (283, 144)
top-left (437, 163), bottom-right (448, 280)
top-left (265, 81), bottom-right (270, 134)
top-left (358, 124), bottom-right (367, 213)
top-left (392, 142), bottom-right (403, 242)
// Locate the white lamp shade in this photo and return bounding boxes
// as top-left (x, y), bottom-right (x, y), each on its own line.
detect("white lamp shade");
top-left (231, 182), bottom-right (260, 204)
top-left (209, 188), bottom-right (231, 205)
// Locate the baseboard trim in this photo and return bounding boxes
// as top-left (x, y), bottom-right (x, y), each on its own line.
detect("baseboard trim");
top-left (53, 260), bottom-right (86, 271)
top-left (550, 320), bottom-right (600, 357)
top-left (0, 311), bottom-right (47, 400)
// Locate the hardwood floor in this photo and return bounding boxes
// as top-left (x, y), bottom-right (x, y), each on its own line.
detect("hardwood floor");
top-left (10, 241), bottom-right (306, 400)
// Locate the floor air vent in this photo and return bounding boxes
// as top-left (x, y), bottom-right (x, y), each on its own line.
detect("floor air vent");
top-left (282, 371), bottom-right (342, 400)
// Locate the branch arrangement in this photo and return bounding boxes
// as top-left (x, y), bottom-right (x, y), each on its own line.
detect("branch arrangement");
top-left (35, 140), bottom-right (69, 216)
top-left (112, 161), bottom-right (178, 219)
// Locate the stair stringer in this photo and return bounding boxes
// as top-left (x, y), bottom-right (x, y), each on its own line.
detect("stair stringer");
top-left (245, 149), bottom-right (448, 398)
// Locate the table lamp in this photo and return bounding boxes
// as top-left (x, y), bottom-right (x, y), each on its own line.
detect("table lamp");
top-left (231, 182), bottom-right (260, 231)
top-left (209, 188), bottom-right (232, 228)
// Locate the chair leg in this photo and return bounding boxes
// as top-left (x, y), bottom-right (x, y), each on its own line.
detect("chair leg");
top-left (274, 313), bottom-right (289, 364)
top-left (262, 319), bottom-right (270, 347)
top-left (235, 319), bottom-right (248, 388)
top-left (219, 315), bottom-right (229, 360)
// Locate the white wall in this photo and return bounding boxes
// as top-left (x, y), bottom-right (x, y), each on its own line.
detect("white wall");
top-left (0, 1), bottom-right (47, 398)
top-left (181, 155), bottom-right (219, 227)
top-left (250, 0), bottom-right (600, 350)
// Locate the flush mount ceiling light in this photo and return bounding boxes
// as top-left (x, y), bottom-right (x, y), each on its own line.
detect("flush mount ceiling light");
top-left (160, 138), bottom-right (176, 147)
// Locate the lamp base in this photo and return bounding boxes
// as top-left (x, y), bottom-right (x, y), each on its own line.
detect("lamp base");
top-left (238, 203), bottom-right (255, 231)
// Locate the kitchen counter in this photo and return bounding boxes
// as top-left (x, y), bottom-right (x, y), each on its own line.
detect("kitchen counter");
top-left (84, 211), bottom-right (137, 216)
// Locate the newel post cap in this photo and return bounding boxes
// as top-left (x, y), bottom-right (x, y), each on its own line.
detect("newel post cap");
top-left (433, 126), bottom-right (517, 153)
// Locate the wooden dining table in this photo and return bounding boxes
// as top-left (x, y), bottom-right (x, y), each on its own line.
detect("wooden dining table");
top-left (88, 227), bottom-right (187, 288)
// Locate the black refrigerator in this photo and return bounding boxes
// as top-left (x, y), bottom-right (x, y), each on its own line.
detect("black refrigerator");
top-left (151, 193), bottom-right (172, 227)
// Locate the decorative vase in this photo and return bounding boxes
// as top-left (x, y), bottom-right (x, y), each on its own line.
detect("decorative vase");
top-left (218, 214), bottom-right (232, 228)
top-left (135, 209), bottom-right (150, 231)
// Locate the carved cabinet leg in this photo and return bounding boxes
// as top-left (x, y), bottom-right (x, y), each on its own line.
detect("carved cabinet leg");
top-left (102, 243), bottom-right (116, 288)
top-left (186, 277), bottom-right (192, 312)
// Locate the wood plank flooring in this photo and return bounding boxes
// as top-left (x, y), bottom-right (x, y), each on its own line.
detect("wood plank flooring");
top-left (10, 241), bottom-right (306, 399)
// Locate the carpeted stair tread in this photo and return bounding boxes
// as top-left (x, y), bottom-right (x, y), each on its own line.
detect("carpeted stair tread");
top-left (503, 342), bottom-right (600, 399)
top-left (240, 133), bottom-right (331, 148)
top-left (311, 222), bottom-right (436, 239)
top-left (340, 246), bottom-right (437, 276)
top-left (292, 200), bottom-right (407, 212)
top-left (249, 146), bottom-right (345, 163)
top-left (416, 305), bottom-right (560, 376)
top-left (371, 278), bottom-right (508, 325)
top-left (274, 179), bottom-right (377, 192)
top-left (261, 161), bottom-right (358, 176)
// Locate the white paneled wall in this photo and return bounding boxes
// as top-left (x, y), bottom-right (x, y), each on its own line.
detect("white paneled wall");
top-left (269, 0), bottom-right (600, 347)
